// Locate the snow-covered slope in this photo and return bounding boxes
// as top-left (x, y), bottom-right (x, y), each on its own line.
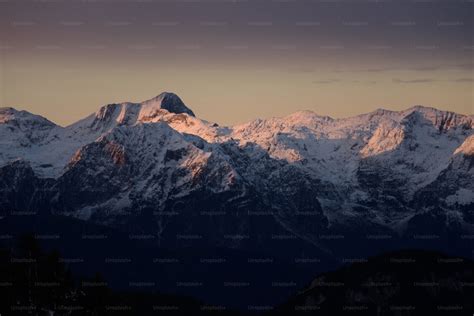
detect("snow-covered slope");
top-left (0, 93), bottom-right (473, 248)
top-left (0, 93), bottom-right (221, 177)
top-left (0, 107), bottom-right (65, 177)
top-left (230, 106), bottom-right (471, 193)
top-left (54, 122), bottom-right (239, 220)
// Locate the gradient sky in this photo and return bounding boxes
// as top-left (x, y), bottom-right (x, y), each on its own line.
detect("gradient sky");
top-left (0, 0), bottom-right (473, 126)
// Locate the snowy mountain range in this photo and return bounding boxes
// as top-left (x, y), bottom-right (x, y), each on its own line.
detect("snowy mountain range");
top-left (1, 92), bottom-right (473, 252)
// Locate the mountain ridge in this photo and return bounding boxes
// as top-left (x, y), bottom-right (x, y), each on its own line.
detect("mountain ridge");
top-left (0, 93), bottom-right (473, 254)
top-left (2, 99), bottom-right (472, 130)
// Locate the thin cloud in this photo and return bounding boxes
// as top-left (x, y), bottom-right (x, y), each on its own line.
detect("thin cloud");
top-left (393, 78), bottom-right (436, 84)
top-left (351, 80), bottom-right (377, 85)
top-left (312, 79), bottom-right (340, 84)
top-left (454, 78), bottom-right (474, 82)
top-left (455, 63), bottom-right (474, 70)
top-left (366, 67), bottom-right (398, 73)
top-left (412, 66), bottom-right (442, 72)
top-left (341, 63), bottom-right (474, 74)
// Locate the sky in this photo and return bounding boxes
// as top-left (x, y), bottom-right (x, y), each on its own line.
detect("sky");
top-left (0, 0), bottom-right (473, 127)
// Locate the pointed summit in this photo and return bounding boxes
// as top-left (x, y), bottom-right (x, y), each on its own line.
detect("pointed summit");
top-left (0, 106), bottom-right (56, 128)
top-left (141, 92), bottom-right (195, 117)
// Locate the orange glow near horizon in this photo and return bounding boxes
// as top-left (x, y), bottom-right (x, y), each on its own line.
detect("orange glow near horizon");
top-left (2, 58), bottom-right (472, 127)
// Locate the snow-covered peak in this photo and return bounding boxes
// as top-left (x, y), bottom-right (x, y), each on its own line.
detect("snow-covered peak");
top-left (139, 92), bottom-right (195, 118)
top-left (400, 105), bottom-right (473, 131)
top-left (0, 107), bottom-right (61, 176)
top-left (77, 92), bottom-right (196, 133)
top-left (87, 102), bottom-right (140, 131)
top-left (279, 111), bottom-right (334, 130)
top-left (0, 107), bottom-right (57, 147)
top-left (0, 107), bottom-right (56, 128)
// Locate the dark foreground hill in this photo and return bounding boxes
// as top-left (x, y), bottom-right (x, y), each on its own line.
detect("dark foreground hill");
top-left (0, 233), bottom-right (242, 316)
top-left (272, 250), bottom-right (474, 316)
